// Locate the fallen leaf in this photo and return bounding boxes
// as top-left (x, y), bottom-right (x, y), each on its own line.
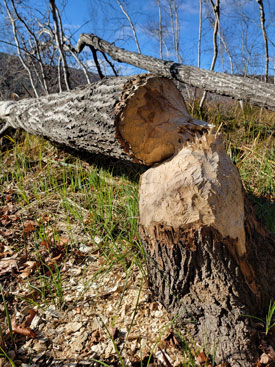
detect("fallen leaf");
top-left (40, 239), bottom-right (49, 249)
top-left (1, 214), bottom-right (11, 226)
top-left (24, 221), bottom-right (38, 235)
top-left (0, 257), bottom-right (17, 276)
top-left (196, 351), bottom-right (207, 364)
top-left (59, 237), bottom-right (69, 246)
top-left (10, 319), bottom-right (36, 338)
top-left (90, 329), bottom-right (103, 344)
top-left (19, 261), bottom-right (36, 279)
top-left (46, 253), bottom-right (63, 266)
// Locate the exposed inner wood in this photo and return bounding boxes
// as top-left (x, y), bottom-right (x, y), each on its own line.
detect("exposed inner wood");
top-left (0, 75), bottom-right (210, 166)
top-left (117, 77), bottom-right (209, 165)
top-left (139, 130), bottom-right (258, 293)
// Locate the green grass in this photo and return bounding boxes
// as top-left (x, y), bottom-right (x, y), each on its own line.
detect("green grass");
top-left (0, 100), bottom-right (274, 365)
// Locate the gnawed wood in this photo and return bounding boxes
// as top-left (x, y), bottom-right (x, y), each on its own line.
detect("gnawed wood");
top-left (0, 74), bottom-right (207, 165)
top-left (139, 127), bottom-right (275, 366)
top-left (1, 70), bottom-right (274, 366)
top-left (116, 76), bottom-right (208, 164)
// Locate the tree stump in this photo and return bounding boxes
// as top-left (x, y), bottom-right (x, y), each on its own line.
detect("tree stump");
top-left (1, 74), bottom-right (274, 366)
top-left (139, 119), bottom-right (275, 366)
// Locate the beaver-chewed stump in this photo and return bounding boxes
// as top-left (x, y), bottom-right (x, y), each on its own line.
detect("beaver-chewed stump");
top-left (138, 92), bottom-right (275, 365)
top-left (0, 74), bottom-right (274, 366)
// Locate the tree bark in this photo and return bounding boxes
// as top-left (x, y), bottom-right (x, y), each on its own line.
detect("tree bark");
top-left (0, 73), bottom-right (274, 366)
top-left (199, 0), bottom-right (220, 109)
top-left (75, 33), bottom-right (275, 111)
top-left (0, 74), bottom-right (208, 166)
top-left (139, 128), bottom-right (275, 366)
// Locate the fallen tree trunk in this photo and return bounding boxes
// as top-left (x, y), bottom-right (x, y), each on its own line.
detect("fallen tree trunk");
top-left (0, 74), bottom-right (207, 165)
top-left (75, 33), bottom-right (275, 111)
top-left (0, 75), bottom-right (274, 366)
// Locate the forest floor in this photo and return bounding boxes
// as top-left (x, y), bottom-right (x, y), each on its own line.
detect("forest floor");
top-left (0, 100), bottom-right (274, 366)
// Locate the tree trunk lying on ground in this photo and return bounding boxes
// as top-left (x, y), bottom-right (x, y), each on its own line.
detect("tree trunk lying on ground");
top-left (75, 33), bottom-right (275, 111)
top-left (0, 74), bottom-right (274, 367)
top-left (0, 74), bottom-right (207, 166)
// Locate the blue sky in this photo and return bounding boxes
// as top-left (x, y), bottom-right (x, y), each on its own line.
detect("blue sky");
top-left (62, 0), bottom-right (202, 65)
top-left (59, 0), bottom-right (275, 75)
top-left (1, 0), bottom-right (275, 77)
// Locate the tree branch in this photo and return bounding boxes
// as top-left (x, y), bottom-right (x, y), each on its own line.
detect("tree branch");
top-left (74, 33), bottom-right (275, 111)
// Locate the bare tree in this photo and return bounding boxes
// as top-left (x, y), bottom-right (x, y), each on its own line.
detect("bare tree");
top-left (3, 0), bottom-right (39, 98)
top-left (156, 0), bottom-right (163, 59)
top-left (193, 0), bottom-right (203, 105)
top-left (9, 0), bottom-right (50, 94)
top-left (49, 0), bottom-right (71, 91)
top-left (256, 0), bottom-right (269, 82)
top-left (168, 0), bottom-right (181, 62)
top-left (199, 0), bottom-right (220, 109)
top-left (115, 0), bottom-right (141, 54)
top-left (198, 0), bottom-right (202, 69)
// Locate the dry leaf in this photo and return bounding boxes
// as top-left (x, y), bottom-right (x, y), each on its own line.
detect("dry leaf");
top-left (196, 351), bottom-right (207, 364)
top-left (10, 319), bottom-right (36, 338)
top-left (59, 237), bottom-right (69, 245)
top-left (40, 239), bottom-right (49, 249)
top-left (24, 221), bottom-right (38, 235)
top-left (19, 261), bottom-right (36, 279)
top-left (90, 329), bottom-right (103, 344)
top-left (0, 257), bottom-right (17, 276)
top-left (47, 253), bottom-right (62, 266)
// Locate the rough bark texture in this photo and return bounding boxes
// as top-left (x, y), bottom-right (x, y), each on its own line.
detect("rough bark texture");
top-left (75, 33), bottom-right (275, 111)
top-left (0, 76), bottom-right (131, 160)
top-left (0, 74), bottom-right (207, 165)
top-left (1, 68), bottom-right (274, 365)
top-left (139, 129), bottom-right (275, 366)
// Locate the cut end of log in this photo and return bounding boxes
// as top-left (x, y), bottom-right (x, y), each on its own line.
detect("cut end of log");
top-left (139, 129), bottom-right (247, 259)
top-left (116, 75), bottom-right (210, 165)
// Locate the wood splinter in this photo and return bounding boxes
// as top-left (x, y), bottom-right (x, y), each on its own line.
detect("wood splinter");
top-left (0, 74), bottom-right (274, 367)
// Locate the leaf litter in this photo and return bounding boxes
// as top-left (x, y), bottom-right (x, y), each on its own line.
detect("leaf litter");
top-left (0, 183), bottom-right (185, 367)
top-left (1, 137), bottom-right (274, 367)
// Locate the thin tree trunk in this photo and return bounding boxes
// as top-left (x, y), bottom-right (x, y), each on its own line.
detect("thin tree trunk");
top-left (219, 31), bottom-right (234, 74)
top-left (57, 56), bottom-right (62, 93)
top-left (199, 0), bottom-right (220, 109)
top-left (10, 0), bottom-right (49, 94)
top-left (256, 0), bottom-right (269, 82)
top-left (3, 0), bottom-right (39, 98)
top-left (74, 33), bottom-right (275, 111)
top-left (168, 0), bottom-right (181, 63)
top-left (156, 0), bottom-right (163, 60)
top-left (49, 0), bottom-right (71, 91)
top-left (172, 0), bottom-right (181, 63)
top-left (116, 0), bottom-right (141, 54)
top-left (194, 0), bottom-right (202, 104)
top-left (168, 0), bottom-right (176, 54)
top-left (198, 0), bottom-right (202, 69)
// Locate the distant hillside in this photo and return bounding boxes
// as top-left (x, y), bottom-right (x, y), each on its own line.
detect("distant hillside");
top-left (0, 52), bottom-right (99, 100)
